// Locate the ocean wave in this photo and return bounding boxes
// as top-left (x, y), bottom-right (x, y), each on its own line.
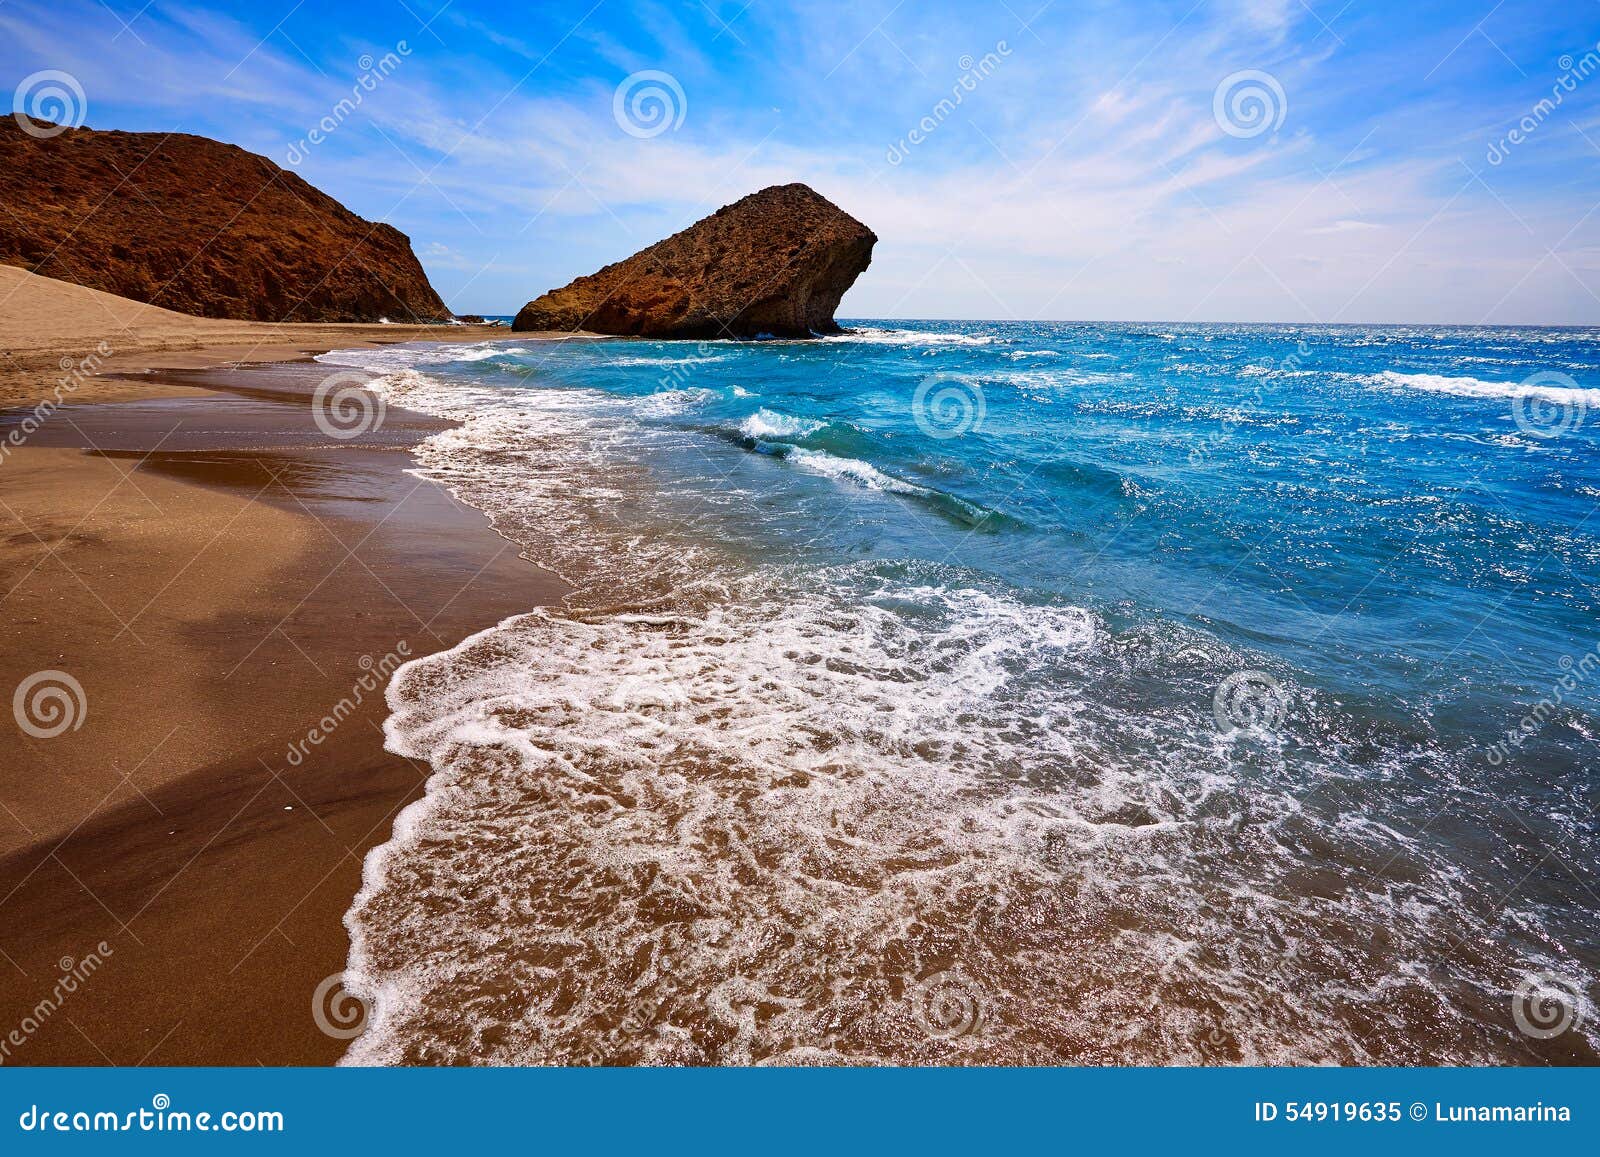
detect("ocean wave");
top-left (786, 446), bottom-right (926, 493)
top-left (824, 327), bottom-right (998, 347)
top-left (780, 448), bottom-right (995, 526)
top-left (1374, 370), bottom-right (1600, 405)
top-left (740, 408), bottom-right (824, 441)
top-left (1005, 367), bottom-right (1126, 391)
top-left (635, 387), bottom-right (721, 415)
top-left (318, 341), bottom-right (525, 372)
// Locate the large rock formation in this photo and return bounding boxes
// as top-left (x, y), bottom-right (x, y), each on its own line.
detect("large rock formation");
top-left (514, 184), bottom-right (875, 338)
top-left (0, 119), bottom-right (451, 323)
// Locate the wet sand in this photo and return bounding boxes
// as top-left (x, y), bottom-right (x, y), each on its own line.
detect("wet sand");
top-left (0, 357), bottom-right (567, 1064)
top-left (0, 262), bottom-right (512, 410)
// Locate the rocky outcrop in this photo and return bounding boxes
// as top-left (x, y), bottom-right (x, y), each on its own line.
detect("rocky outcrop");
top-left (513, 184), bottom-right (875, 338)
top-left (0, 119), bottom-right (451, 323)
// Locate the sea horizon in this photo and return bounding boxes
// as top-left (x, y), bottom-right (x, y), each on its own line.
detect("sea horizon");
top-left (464, 316), bottom-right (1600, 332)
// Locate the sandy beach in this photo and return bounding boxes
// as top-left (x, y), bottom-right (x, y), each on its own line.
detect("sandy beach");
top-left (0, 266), bottom-right (567, 1063)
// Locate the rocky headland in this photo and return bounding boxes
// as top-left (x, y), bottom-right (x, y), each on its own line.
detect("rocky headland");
top-left (0, 119), bottom-right (451, 323)
top-left (513, 184), bottom-right (875, 338)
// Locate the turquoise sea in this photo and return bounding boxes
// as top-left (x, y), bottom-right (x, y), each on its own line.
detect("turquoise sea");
top-left (319, 320), bottom-right (1600, 1065)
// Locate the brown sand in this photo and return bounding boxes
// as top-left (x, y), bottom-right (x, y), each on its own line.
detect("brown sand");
top-left (0, 270), bottom-right (567, 1064)
top-left (0, 262), bottom-right (509, 409)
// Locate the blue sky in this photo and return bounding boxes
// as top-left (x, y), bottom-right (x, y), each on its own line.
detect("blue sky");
top-left (4, 0), bottom-right (1600, 322)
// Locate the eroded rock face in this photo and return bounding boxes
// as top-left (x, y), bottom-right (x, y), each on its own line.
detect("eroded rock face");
top-left (0, 120), bottom-right (451, 323)
top-left (513, 184), bottom-right (875, 338)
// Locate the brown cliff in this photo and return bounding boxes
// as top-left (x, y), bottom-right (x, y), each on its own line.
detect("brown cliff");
top-left (513, 184), bottom-right (875, 338)
top-left (0, 119), bottom-right (451, 323)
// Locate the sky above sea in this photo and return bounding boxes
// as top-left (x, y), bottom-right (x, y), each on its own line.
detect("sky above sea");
top-left (3, 0), bottom-right (1599, 323)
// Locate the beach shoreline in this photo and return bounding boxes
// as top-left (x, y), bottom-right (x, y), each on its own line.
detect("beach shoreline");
top-left (0, 276), bottom-right (567, 1064)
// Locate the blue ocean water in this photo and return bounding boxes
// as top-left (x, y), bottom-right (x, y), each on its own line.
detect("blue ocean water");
top-left (321, 321), bottom-right (1600, 1065)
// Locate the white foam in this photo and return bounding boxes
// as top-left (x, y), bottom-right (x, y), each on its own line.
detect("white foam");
top-left (739, 408), bottom-right (824, 441)
top-left (822, 327), bottom-right (997, 347)
top-left (317, 341), bottom-right (526, 373)
top-left (1375, 370), bottom-right (1600, 405)
top-left (785, 447), bottom-right (930, 499)
top-left (634, 387), bottom-right (720, 415)
top-left (337, 547), bottom-right (1574, 1066)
